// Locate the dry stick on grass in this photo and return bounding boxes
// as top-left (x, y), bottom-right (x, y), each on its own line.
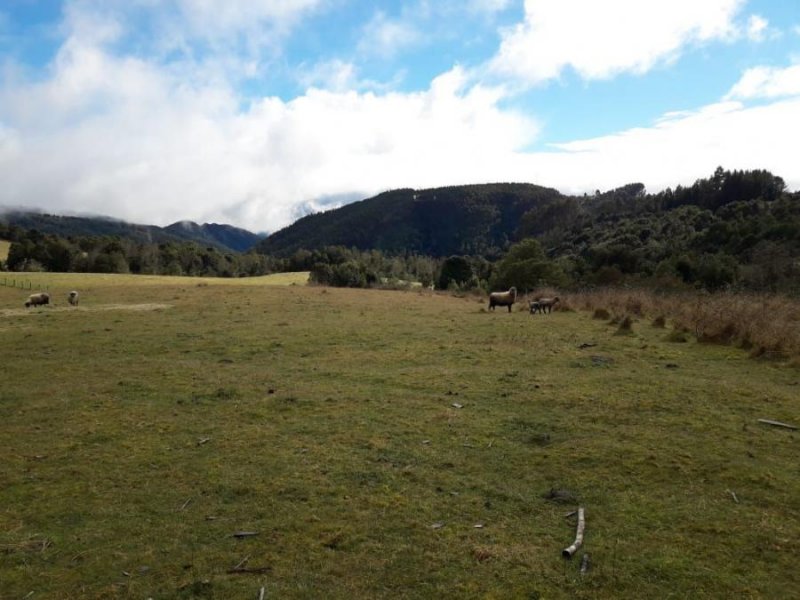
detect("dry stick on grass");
top-left (757, 419), bottom-right (798, 431)
top-left (562, 507), bottom-right (585, 559)
top-left (233, 531), bottom-right (259, 538)
top-left (226, 566), bottom-right (272, 575)
top-left (258, 587), bottom-right (265, 600)
top-left (180, 498), bottom-right (192, 511)
top-left (727, 489), bottom-right (739, 503)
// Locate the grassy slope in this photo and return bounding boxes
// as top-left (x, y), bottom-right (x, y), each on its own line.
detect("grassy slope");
top-left (0, 271), bottom-right (309, 291)
top-left (0, 279), bottom-right (798, 599)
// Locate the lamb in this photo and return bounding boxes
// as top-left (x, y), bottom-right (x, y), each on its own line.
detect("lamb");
top-left (68, 291), bottom-right (79, 306)
top-left (25, 292), bottom-right (50, 308)
top-left (537, 297), bottom-right (560, 314)
top-left (488, 287), bottom-right (517, 312)
top-left (529, 300), bottom-right (542, 314)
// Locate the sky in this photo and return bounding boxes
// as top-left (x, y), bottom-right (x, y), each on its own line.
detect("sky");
top-left (0, 0), bottom-right (799, 233)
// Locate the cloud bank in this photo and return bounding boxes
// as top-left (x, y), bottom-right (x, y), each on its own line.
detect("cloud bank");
top-left (0, 0), bottom-right (798, 233)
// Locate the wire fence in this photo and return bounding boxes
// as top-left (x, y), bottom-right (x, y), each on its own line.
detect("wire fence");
top-left (0, 277), bottom-right (49, 292)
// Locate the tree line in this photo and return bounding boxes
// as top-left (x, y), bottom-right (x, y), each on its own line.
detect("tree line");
top-left (0, 225), bottom-right (275, 277)
top-left (2, 168), bottom-right (799, 293)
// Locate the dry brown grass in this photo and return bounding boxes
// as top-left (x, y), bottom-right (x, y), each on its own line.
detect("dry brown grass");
top-left (561, 288), bottom-right (800, 360)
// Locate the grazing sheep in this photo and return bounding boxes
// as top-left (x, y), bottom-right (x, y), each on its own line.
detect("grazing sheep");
top-left (24, 292), bottom-right (50, 308)
top-left (488, 287), bottom-right (517, 312)
top-left (537, 297), bottom-right (560, 314)
top-left (68, 290), bottom-right (79, 306)
top-left (529, 300), bottom-right (542, 314)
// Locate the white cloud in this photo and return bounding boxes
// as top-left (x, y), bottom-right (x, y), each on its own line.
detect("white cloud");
top-left (297, 59), bottom-right (358, 92)
top-left (725, 64), bottom-right (800, 100)
top-left (2, 0), bottom-right (798, 236)
top-left (358, 11), bottom-right (422, 58)
top-left (537, 98), bottom-right (800, 194)
top-left (491, 0), bottom-right (743, 84)
top-left (173, 0), bottom-right (324, 40)
top-left (0, 40), bottom-right (539, 231)
top-left (745, 14), bottom-right (769, 42)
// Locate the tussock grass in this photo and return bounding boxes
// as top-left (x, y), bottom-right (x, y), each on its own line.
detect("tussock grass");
top-left (563, 288), bottom-right (800, 360)
top-left (1, 280), bottom-right (799, 598)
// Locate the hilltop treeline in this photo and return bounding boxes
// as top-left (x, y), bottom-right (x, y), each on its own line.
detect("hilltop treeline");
top-left (0, 225), bottom-right (275, 277)
top-left (260, 167), bottom-right (800, 293)
top-left (257, 183), bottom-right (563, 258)
top-left (0, 212), bottom-right (263, 252)
top-left (538, 168), bottom-right (798, 291)
top-left (0, 224), bottom-right (444, 284)
top-left (2, 168), bottom-right (799, 293)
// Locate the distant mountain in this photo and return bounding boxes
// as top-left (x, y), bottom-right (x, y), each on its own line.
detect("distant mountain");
top-left (256, 183), bottom-right (565, 258)
top-left (0, 211), bottom-right (264, 252)
top-left (163, 221), bottom-right (265, 252)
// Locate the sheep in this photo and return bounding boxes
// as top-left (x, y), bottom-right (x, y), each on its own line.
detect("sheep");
top-left (24, 292), bottom-right (50, 308)
top-left (68, 290), bottom-right (79, 306)
top-left (529, 300), bottom-right (542, 314)
top-left (488, 287), bottom-right (517, 312)
top-left (537, 297), bottom-right (560, 314)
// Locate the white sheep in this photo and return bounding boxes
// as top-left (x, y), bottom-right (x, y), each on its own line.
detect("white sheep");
top-left (25, 292), bottom-right (50, 308)
top-left (488, 287), bottom-right (517, 312)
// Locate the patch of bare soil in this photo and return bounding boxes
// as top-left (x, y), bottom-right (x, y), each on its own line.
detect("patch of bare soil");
top-left (0, 303), bottom-right (172, 318)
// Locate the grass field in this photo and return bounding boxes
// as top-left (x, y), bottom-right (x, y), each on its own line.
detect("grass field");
top-left (1, 275), bottom-right (798, 598)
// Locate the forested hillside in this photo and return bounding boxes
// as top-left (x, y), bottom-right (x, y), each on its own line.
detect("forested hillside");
top-left (0, 212), bottom-right (263, 252)
top-left (2, 168), bottom-right (798, 293)
top-left (256, 168), bottom-right (800, 292)
top-left (256, 183), bottom-right (563, 258)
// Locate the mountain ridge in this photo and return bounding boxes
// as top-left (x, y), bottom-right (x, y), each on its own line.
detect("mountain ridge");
top-left (0, 210), bottom-right (265, 252)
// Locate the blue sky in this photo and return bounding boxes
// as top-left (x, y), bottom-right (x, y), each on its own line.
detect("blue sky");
top-left (1, 1), bottom-right (799, 232)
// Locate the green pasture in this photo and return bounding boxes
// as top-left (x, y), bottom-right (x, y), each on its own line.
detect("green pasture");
top-left (0, 270), bottom-right (309, 292)
top-left (0, 277), bottom-right (798, 598)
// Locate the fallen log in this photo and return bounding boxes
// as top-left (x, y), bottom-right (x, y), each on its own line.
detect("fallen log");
top-left (562, 507), bottom-right (585, 559)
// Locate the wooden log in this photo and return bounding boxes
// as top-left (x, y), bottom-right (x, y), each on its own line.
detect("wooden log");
top-left (562, 507), bottom-right (585, 559)
top-left (758, 419), bottom-right (798, 431)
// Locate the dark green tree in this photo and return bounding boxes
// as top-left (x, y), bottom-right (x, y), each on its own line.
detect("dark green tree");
top-left (438, 256), bottom-right (473, 289)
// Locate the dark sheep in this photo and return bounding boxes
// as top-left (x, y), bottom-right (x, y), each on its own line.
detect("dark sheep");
top-left (25, 292), bottom-right (50, 308)
top-left (488, 287), bottom-right (517, 312)
top-left (537, 297), bottom-right (560, 314)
